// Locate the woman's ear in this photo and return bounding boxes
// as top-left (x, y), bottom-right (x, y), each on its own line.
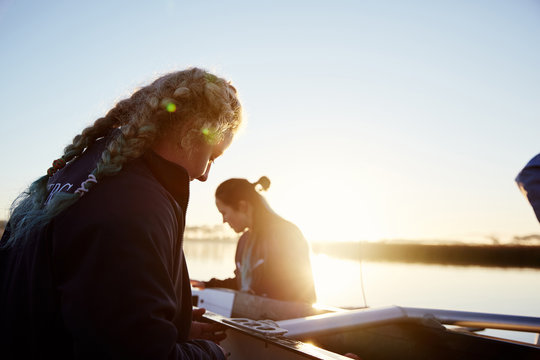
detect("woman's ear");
top-left (238, 200), bottom-right (250, 213)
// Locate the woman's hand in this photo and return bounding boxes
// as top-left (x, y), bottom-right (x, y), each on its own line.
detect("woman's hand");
top-left (190, 307), bottom-right (227, 344)
top-left (189, 321), bottom-right (227, 343)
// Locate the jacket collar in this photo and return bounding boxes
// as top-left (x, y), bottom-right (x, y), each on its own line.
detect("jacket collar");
top-left (142, 150), bottom-right (190, 211)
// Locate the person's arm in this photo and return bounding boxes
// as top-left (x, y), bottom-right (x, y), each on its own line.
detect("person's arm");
top-left (52, 191), bottom-right (225, 359)
top-left (202, 232), bottom-right (249, 290)
top-left (516, 154), bottom-right (540, 222)
top-left (203, 276), bottom-right (238, 289)
top-left (190, 307), bottom-right (227, 344)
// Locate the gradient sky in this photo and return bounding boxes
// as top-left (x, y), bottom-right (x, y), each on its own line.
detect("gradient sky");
top-left (1, 0), bottom-right (539, 243)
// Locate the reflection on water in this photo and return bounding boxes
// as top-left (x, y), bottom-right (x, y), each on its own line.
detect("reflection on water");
top-left (184, 240), bottom-right (540, 343)
top-left (184, 240), bottom-right (236, 281)
top-left (311, 254), bottom-right (540, 314)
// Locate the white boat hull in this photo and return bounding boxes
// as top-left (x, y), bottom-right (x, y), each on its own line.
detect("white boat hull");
top-left (194, 288), bottom-right (540, 359)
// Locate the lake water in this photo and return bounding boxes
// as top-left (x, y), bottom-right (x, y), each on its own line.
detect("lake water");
top-left (184, 240), bottom-right (540, 344)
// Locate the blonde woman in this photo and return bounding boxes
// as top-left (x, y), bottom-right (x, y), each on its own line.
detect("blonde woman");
top-left (0, 68), bottom-right (242, 359)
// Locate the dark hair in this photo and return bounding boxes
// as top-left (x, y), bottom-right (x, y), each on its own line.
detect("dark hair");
top-left (215, 176), bottom-right (270, 211)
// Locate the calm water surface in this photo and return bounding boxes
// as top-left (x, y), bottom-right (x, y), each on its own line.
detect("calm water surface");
top-left (184, 240), bottom-right (540, 344)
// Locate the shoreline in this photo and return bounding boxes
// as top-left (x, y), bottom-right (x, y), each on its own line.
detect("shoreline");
top-left (2, 221), bottom-right (539, 268)
top-left (310, 241), bottom-right (540, 269)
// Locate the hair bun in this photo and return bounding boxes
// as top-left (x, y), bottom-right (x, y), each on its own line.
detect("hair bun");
top-left (254, 176), bottom-right (271, 191)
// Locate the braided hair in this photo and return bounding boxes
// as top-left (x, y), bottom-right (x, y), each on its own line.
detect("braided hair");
top-left (4, 68), bottom-right (242, 248)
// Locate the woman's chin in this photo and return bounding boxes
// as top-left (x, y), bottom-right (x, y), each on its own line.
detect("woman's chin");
top-left (233, 226), bottom-right (246, 234)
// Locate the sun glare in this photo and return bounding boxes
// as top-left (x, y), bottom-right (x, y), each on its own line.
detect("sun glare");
top-left (269, 183), bottom-right (389, 243)
top-left (310, 253), bottom-right (368, 307)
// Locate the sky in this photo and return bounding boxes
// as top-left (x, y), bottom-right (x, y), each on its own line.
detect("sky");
top-left (1, 0), bottom-right (539, 243)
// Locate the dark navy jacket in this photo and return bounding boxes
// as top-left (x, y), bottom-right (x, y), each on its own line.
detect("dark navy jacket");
top-left (0, 137), bottom-right (224, 360)
top-left (516, 153), bottom-right (540, 223)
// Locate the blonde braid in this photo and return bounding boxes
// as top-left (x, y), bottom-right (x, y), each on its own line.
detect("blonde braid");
top-left (95, 121), bottom-right (157, 179)
top-left (90, 79), bottom-right (174, 180)
top-left (63, 111), bottom-right (123, 162)
top-left (90, 68), bottom-right (242, 190)
top-left (4, 67), bottom-right (242, 249)
top-left (62, 67), bottom-right (242, 186)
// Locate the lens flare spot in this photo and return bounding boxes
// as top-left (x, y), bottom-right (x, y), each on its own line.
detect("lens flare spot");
top-left (201, 127), bottom-right (220, 144)
top-left (166, 102), bottom-right (176, 113)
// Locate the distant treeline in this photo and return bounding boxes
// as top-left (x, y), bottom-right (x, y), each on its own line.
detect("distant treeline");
top-left (311, 242), bottom-right (540, 268)
top-left (1, 220), bottom-right (539, 268)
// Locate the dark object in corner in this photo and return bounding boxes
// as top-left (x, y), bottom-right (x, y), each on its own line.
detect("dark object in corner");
top-left (516, 153), bottom-right (540, 223)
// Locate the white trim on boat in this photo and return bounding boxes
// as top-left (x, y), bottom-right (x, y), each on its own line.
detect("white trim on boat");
top-left (277, 305), bottom-right (540, 343)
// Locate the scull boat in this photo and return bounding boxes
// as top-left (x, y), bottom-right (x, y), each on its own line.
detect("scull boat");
top-left (193, 288), bottom-right (540, 359)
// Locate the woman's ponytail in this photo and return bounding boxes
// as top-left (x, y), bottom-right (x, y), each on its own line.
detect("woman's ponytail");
top-left (253, 176), bottom-right (271, 192)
